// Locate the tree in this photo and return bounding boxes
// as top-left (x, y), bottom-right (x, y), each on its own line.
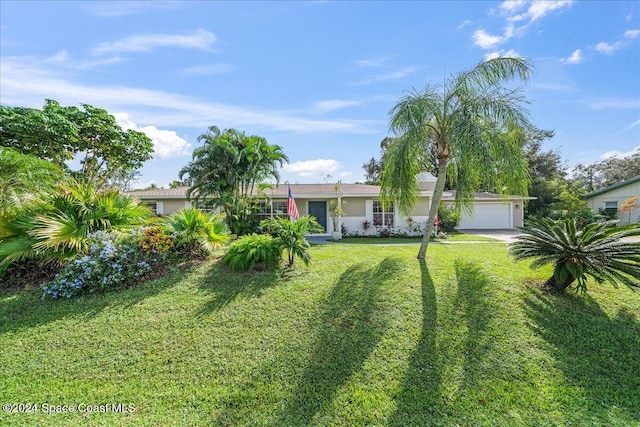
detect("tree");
top-left (572, 152), bottom-right (640, 192)
top-left (0, 100), bottom-right (153, 188)
top-left (619, 196), bottom-right (640, 225)
top-left (381, 57), bottom-right (534, 259)
top-left (510, 217), bottom-right (640, 293)
top-left (0, 147), bottom-right (64, 216)
top-left (179, 126), bottom-right (288, 235)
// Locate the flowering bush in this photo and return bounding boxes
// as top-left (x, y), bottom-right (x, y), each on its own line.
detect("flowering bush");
top-left (42, 230), bottom-right (154, 299)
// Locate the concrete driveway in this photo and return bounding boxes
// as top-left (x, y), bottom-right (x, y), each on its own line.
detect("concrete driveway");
top-left (458, 229), bottom-right (523, 243)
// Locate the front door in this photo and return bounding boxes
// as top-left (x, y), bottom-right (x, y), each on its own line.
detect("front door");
top-left (308, 201), bottom-right (327, 232)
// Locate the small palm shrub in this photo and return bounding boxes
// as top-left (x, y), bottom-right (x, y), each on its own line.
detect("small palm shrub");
top-left (261, 215), bottom-right (323, 266)
top-left (0, 181), bottom-right (151, 271)
top-left (222, 234), bottom-right (282, 271)
top-left (509, 217), bottom-right (640, 293)
top-left (163, 207), bottom-right (230, 257)
top-left (42, 230), bottom-right (154, 299)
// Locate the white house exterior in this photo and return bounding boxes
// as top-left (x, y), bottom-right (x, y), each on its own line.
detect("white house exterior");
top-left (127, 175), bottom-right (529, 235)
top-left (584, 176), bottom-right (640, 225)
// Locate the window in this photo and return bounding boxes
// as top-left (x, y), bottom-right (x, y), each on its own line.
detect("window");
top-left (195, 200), bottom-right (216, 213)
top-left (144, 201), bottom-right (157, 215)
top-left (256, 200), bottom-right (288, 221)
top-left (373, 201), bottom-right (394, 227)
top-left (605, 201), bottom-right (618, 209)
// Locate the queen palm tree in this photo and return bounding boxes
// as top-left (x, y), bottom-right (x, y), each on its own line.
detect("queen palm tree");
top-left (381, 57), bottom-right (534, 259)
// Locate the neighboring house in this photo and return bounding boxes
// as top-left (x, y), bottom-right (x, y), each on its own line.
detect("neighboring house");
top-left (584, 175), bottom-right (640, 225)
top-left (127, 174), bottom-right (530, 235)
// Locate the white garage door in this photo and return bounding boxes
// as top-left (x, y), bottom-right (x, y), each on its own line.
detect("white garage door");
top-left (459, 203), bottom-right (512, 229)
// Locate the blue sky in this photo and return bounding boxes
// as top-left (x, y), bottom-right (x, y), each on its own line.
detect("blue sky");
top-left (1, 0), bottom-right (639, 188)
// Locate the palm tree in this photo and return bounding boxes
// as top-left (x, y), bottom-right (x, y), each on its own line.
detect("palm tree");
top-left (179, 126), bottom-right (288, 235)
top-left (381, 57), bottom-right (534, 259)
top-left (509, 217), bottom-right (640, 293)
top-left (163, 207), bottom-right (230, 256)
top-left (261, 215), bottom-right (323, 266)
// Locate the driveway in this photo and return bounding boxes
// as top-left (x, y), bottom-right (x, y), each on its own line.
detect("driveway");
top-left (458, 229), bottom-right (523, 244)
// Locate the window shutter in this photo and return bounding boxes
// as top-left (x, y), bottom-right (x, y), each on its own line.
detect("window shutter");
top-left (365, 200), bottom-right (373, 220)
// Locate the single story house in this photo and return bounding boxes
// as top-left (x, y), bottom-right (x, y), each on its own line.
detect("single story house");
top-left (127, 175), bottom-right (530, 235)
top-left (584, 175), bottom-right (640, 225)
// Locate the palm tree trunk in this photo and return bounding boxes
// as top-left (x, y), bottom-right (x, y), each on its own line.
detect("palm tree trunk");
top-left (544, 276), bottom-right (575, 293)
top-left (417, 158), bottom-right (448, 259)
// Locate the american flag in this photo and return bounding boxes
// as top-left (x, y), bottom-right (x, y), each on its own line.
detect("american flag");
top-left (287, 186), bottom-right (299, 220)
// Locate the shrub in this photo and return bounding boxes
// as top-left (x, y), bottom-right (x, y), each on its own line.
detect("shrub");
top-left (42, 230), bottom-right (154, 299)
top-left (0, 180), bottom-right (150, 271)
top-left (222, 234), bottom-right (282, 271)
top-left (509, 218), bottom-right (640, 293)
top-left (437, 204), bottom-right (460, 232)
top-left (261, 216), bottom-right (323, 266)
top-left (139, 225), bottom-right (174, 254)
top-left (163, 207), bottom-right (230, 258)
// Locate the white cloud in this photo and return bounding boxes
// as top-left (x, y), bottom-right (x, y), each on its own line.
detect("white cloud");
top-left (561, 49), bottom-right (584, 64)
top-left (313, 100), bottom-right (361, 112)
top-left (282, 159), bottom-right (340, 177)
top-left (595, 41), bottom-right (617, 55)
top-left (624, 29), bottom-right (640, 39)
top-left (618, 119), bottom-right (640, 134)
top-left (587, 97), bottom-right (640, 110)
top-left (181, 64), bottom-right (236, 75)
top-left (472, 29), bottom-right (505, 49)
top-left (474, 1), bottom-right (574, 50)
top-left (483, 49), bottom-right (520, 61)
top-left (91, 29), bottom-right (216, 55)
top-left (0, 55), bottom-right (379, 134)
top-left (601, 146), bottom-right (640, 159)
top-left (113, 113), bottom-right (191, 159)
top-left (352, 66), bottom-right (419, 86)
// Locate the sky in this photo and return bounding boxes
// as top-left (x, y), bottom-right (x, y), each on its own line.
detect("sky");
top-left (1, 0), bottom-right (639, 188)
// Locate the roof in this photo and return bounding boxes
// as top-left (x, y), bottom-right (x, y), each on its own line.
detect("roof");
top-left (583, 175), bottom-right (640, 199)
top-left (127, 184), bottom-right (529, 201)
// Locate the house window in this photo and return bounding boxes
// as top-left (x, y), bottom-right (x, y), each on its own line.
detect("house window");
top-left (373, 201), bottom-right (394, 227)
top-left (605, 201), bottom-right (618, 209)
top-left (195, 200), bottom-right (217, 213)
top-left (256, 200), bottom-right (288, 221)
top-left (144, 201), bottom-right (157, 215)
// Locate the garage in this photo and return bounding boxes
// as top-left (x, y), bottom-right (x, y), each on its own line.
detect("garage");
top-left (459, 202), bottom-right (512, 229)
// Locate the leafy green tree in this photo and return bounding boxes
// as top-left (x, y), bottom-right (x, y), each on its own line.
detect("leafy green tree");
top-left (261, 215), bottom-right (323, 266)
top-left (510, 217), bottom-right (640, 293)
top-left (162, 207), bottom-right (230, 257)
top-left (0, 100), bottom-right (153, 188)
top-left (0, 181), bottom-right (150, 271)
top-left (381, 57), bottom-right (534, 259)
top-left (0, 147), bottom-right (64, 216)
top-left (573, 152), bottom-right (640, 192)
top-left (179, 126), bottom-right (288, 235)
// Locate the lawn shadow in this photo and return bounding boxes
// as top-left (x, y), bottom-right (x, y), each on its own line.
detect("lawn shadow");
top-left (195, 261), bottom-right (285, 317)
top-left (453, 259), bottom-right (496, 397)
top-left (271, 256), bottom-right (402, 426)
top-left (0, 266), bottom-right (188, 335)
top-left (524, 290), bottom-right (640, 421)
top-left (387, 259), bottom-right (441, 426)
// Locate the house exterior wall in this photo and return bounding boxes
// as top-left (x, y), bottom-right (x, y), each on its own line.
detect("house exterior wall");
top-left (586, 181), bottom-right (640, 224)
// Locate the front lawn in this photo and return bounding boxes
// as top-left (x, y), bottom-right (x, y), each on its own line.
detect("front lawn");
top-left (1, 244), bottom-right (639, 426)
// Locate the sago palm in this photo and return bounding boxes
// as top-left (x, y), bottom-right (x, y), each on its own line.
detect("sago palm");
top-left (381, 57), bottom-right (533, 259)
top-left (509, 217), bottom-right (640, 293)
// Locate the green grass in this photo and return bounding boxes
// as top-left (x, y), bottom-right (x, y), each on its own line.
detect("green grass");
top-left (1, 244), bottom-right (639, 426)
